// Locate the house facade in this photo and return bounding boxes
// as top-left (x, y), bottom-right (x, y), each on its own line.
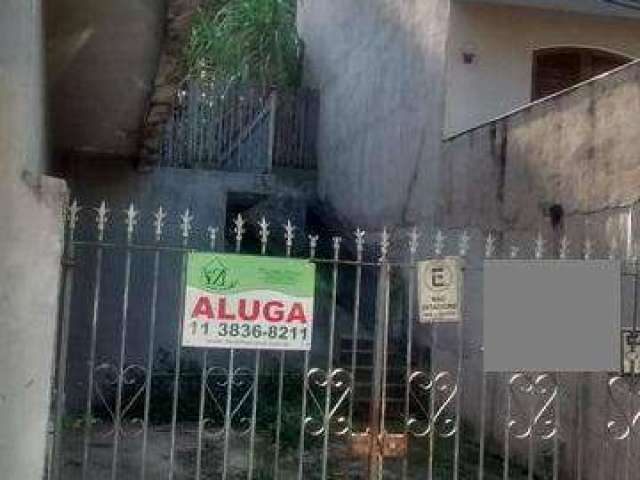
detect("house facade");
top-left (299, 0), bottom-right (640, 239)
top-left (27, 1), bottom-right (640, 478)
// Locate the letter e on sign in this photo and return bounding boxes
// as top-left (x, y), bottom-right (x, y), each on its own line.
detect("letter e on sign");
top-left (418, 257), bottom-right (462, 323)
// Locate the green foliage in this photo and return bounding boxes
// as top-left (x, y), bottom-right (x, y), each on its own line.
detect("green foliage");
top-left (185, 0), bottom-right (303, 88)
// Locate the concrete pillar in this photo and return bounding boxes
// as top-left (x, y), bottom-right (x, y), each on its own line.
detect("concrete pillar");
top-left (0, 1), bottom-right (67, 478)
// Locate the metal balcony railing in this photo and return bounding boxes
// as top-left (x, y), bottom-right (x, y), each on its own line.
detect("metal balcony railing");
top-left (160, 81), bottom-right (318, 173)
top-left (604, 0), bottom-right (640, 10)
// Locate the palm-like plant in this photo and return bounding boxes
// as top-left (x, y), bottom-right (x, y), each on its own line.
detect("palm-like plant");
top-left (185, 0), bottom-right (303, 88)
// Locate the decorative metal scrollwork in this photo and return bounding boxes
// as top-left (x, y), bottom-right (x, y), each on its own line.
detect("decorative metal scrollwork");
top-left (406, 370), bottom-right (458, 438)
top-left (304, 368), bottom-right (352, 437)
top-left (202, 367), bottom-right (255, 437)
top-left (507, 373), bottom-right (558, 440)
top-left (93, 363), bottom-right (147, 438)
top-left (606, 375), bottom-right (640, 441)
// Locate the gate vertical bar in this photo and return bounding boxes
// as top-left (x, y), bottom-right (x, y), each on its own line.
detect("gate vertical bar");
top-left (266, 91), bottom-right (277, 173)
top-left (478, 232), bottom-right (498, 480)
top-left (111, 204), bottom-right (138, 480)
top-left (575, 376), bottom-right (583, 480)
top-left (222, 214), bottom-right (245, 480)
top-left (402, 229), bottom-right (419, 480)
top-left (348, 229), bottom-right (365, 432)
top-left (297, 235), bottom-right (318, 480)
top-left (368, 230), bottom-right (390, 480)
top-left (320, 237), bottom-right (341, 479)
top-left (169, 209), bottom-right (192, 480)
top-left (248, 218), bottom-right (269, 479)
top-left (140, 207), bottom-right (166, 480)
top-left (82, 201), bottom-right (108, 480)
top-left (428, 230), bottom-right (445, 480)
top-left (195, 225), bottom-right (217, 480)
top-left (453, 232), bottom-right (469, 480)
top-left (273, 220), bottom-right (295, 479)
top-left (503, 373), bottom-right (511, 480)
top-left (51, 201), bottom-right (79, 480)
top-left (477, 373), bottom-right (487, 480)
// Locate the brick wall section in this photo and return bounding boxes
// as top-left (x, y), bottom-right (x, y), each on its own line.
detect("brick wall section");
top-left (139, 0), bottom-right (201, 168)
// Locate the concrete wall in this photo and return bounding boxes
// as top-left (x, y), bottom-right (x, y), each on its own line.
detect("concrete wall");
top-left (443, 58), bottom-right (640, 236)
top-left (46, 0), bottom-right (166, 158)
top-left (298, 0), bottom-right (451, 229)
top-left (0, 1), bottom-right (67, 478)
top-left (441, 57), bottom-right (640, 479)
top-left (446, 1), bottom-right (640, 135)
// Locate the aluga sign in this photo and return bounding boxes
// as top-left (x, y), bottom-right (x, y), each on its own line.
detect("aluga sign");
top-left (182, 253), bottom-right (316, 350)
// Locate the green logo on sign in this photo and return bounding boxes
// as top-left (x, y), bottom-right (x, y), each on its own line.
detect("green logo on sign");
top-left (200, 256), bottom-right (239, 292)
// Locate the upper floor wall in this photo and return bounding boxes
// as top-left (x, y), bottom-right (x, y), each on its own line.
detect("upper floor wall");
top-left (445, 1), bottom-right (640, 135)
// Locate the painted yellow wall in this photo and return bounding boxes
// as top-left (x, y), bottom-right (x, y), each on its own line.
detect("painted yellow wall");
top-left (445, 2), bottom-right (640, 135)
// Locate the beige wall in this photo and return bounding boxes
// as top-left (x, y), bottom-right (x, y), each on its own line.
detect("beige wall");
top-left (445, 1), bottom-right (640, 135)
top-left (0, 1), bottom-right (67, 479)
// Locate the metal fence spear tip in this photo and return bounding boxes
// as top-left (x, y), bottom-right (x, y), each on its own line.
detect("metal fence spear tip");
top-left (284, 219), bottom-right (296, 243)
top-left (124, 203), bottom-right (139, 241)
top-left (308, 234), bottom-right (319, 258)
top-left (234, 213), bottom-right (245, 236)
top-left (485, 232), bottom-right (495, 258)
top-left (560, 236), bottom-right (570, 259)
top-left (96, 201), bottom-right (109, 236)
top-left (380, 228), bottom-right (390, 262)
top-left (409, 227), bottom-right (420, 256)
top-left (180, 208), bottom-right (194, 240)
top-left (207, 226), bottom-right (218, 250)
top-left (534, 232), bottom-right (545, 259)
top-left (153, 206), bottom-right (166, 241)
top-left (434, 229), bottom-right (445, 257)
top-left (67, 199), bottom-right (81, 231)
top-left (584, 238), bottom-right (593, 260)
top-left (459, 230), bottom-right (470, 257)
top-left (332, 236), bottom-right (342, 260)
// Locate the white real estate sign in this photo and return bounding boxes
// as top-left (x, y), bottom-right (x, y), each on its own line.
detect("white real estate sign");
top-left (417, 257), bottom-right (463, 323)
top-left (182, 253), bottom-right (316, 351)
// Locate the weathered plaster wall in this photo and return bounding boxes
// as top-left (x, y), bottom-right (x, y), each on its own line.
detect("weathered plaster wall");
top-left (298, 0), bottom-right (451, 229)
top-left (0, 1), bottom-right (67, 478)
top-left (442, 57), bottom-right (640, 480)
top-left (443, 58), bottom-right (640, 236)
top-left (446, 1), bottom-right (640, 135)
top-left (46, 0), bottom-right (166, 158)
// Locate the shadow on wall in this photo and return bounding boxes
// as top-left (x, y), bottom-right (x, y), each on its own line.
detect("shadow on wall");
top-left (299, 0), bottom-right (451, 229)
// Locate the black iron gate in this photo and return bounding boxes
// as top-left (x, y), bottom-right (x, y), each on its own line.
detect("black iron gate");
top-left (48, 200), bottom-right (640, 480)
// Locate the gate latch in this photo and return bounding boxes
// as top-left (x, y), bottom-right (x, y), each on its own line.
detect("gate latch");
top-left (349, 432), bottom-right (408, 458)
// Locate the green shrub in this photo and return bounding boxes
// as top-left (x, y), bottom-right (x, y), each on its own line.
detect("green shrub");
top-left (185, 0), bottom-right (303, 88)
